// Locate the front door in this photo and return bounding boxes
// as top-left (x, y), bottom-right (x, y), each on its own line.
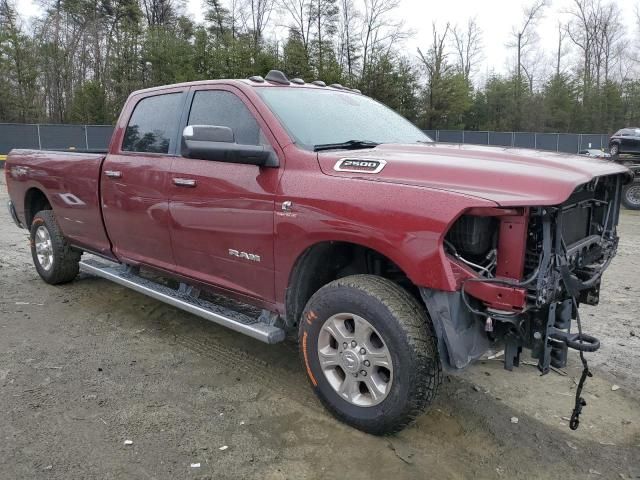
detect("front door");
top-left (168, 86), bottom-right (281, 302)
top-left (101, 89), bottom-right (186, 271)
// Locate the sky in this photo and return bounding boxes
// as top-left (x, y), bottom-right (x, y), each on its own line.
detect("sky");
top-left (14, 0), bottom-right (640, 78)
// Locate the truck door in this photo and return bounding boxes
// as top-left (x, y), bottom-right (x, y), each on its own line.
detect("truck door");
top-left (101, 88), bottom-right (187, 271)
top-left (168, 86), bottom-right (281, 302)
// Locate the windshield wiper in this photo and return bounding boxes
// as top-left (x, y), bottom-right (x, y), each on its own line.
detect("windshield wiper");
top-left (313, 140), bottom-right (380, 152)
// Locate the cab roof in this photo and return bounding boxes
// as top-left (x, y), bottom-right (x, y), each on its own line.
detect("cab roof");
top-left (130, 70), bottom-right (361, 96)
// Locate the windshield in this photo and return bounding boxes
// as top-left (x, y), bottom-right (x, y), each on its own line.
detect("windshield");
top-left (255, 87), bottom-right (432, 150)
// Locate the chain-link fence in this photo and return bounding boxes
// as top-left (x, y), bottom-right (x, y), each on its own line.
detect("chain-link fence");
top-left (0, 123), bottom-right (611, 158)
top-left (424, 130), bottom-right (611, 154)
top-left (0, 123), bottom-right (114, 155)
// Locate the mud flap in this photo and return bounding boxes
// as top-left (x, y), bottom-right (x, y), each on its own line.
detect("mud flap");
top-left (420, 288), bottom-right (490, 370)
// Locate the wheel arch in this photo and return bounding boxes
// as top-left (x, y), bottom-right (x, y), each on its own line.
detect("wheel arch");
top-left (284, 240), bottom-right (419, 329)
top-left (24, 187), bottom-right (53, 227)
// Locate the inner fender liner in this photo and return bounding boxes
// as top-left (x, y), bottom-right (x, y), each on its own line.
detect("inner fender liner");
top-left (420, 288), bottom-right (489, 370)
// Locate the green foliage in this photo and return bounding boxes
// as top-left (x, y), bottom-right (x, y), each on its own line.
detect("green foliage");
top-left (621, 81), bottom-right (640, 127)
top-left (143, 22), bottom-right (196, 86)
top-left (360, 55), bottom-right (420, 123)
top-left (69, 81), bottom-right (108, 123)
top-left (0, 0), bottom-right (41, 122)
top-left (542, 74), bottom-right (576, 132)
top-left (283, 30), bottom-right (314, 80)
top-left (420, 72), bottom-right (472, 129)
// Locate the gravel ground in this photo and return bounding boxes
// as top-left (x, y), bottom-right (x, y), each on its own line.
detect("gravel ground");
top-left (0, 175), bottom-right (639, 479)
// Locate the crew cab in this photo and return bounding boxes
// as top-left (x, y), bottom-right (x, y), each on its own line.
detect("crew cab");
top-left (5, 70), bottom-right (632, 434)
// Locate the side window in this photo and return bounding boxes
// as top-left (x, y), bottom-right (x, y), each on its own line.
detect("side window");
top-left (188, 90), bottom-right (262, 146)
top-left (122, 93), bottom-right (182, 154)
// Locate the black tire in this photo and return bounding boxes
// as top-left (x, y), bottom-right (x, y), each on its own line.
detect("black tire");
top-left (609, 143), bottom-right (619, 156)
top-left (30, 210), bottom-right (81, 284)
top-left (299, 275), bottom-right (441, 435)
top-left (622, 181), bottom-right (640, 210)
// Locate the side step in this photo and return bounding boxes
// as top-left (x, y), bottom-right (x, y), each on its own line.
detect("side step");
top-left (79, 258), bottom-right (285, 344)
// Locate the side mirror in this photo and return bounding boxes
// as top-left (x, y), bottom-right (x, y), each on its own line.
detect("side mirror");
top-left (182, 125), bottom-right (278, 167)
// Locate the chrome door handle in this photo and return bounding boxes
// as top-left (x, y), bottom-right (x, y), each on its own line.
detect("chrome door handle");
top-left (104, 170), bottom-right (122, 178)
top-left (173, 178), bottom-right (197, 187)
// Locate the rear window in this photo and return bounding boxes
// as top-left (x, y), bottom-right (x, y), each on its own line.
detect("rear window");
top-left (122, 93), bottom-right (182, 154)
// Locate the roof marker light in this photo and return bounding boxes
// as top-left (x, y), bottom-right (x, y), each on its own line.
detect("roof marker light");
top-left (265, 70), bottom-right (290, 85)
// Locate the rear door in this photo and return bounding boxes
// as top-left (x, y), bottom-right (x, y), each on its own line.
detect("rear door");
top-left (168, 86), bottom-right (282, 302)
top-left (101, 88), bottom-right (187, 270)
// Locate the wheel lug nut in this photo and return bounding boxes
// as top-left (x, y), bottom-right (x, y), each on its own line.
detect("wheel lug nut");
top-left (360, 370), bottom-right (367, 376)
top-left (351, 341), bottom-right (357, 347)
top-left (360, 348), bottom-right (366, 354)
top-left (364, 360), bottom-right (370, 367)
top-left (343, 342), bottom-right (348, 348)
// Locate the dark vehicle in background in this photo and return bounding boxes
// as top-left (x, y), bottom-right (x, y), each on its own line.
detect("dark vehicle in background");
top-left (609, 128), bottom-right (640, 156)
top-left (597, 134), bottom-right (640, 209)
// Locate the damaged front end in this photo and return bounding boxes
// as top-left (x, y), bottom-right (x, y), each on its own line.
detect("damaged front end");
top-left (422, 173), bottom-right (625, 377)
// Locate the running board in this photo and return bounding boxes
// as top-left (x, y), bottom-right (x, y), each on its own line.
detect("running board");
top-left (79, 258), bottom-right (285, 344)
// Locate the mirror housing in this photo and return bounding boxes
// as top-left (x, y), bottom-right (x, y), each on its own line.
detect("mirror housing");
top-left (184, 125), bottom-right (235, 143)
top-left (182, 125), bottom-right (278, 167)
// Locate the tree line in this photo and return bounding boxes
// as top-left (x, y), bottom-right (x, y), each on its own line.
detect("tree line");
top-left (1, 0), bottom-right (640, 134)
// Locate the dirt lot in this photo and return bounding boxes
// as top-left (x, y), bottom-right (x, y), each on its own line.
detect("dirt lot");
top-left (0, 176), bottom-right (639, 479)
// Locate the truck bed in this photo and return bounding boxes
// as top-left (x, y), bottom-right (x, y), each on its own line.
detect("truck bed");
top-left (6, 149), bottom-right (113, 257)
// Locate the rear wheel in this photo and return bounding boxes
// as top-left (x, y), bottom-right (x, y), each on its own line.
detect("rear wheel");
top-left (30, 210), bottom-right (81, 284)
top-left (299, 275), bottom-right (441, 435)
top-left (622, 181), bottom-right (640, 210)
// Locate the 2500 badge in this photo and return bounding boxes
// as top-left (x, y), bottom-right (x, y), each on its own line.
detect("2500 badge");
top-left (333, 158), bottom-right (387, 174)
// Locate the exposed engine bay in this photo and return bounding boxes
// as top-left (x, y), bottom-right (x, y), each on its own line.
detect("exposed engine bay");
top-left (422, 173), bottom-right (626, 429)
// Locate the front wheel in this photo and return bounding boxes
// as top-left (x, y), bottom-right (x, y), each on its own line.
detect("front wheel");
top-left (610, 143), bottom-right (619, 156)
top-left (299, 275), bottom-right (441, 435)
top-left (622, 181), bottom-right (640, 210)
top-left (30, 210), bottom-right (81, 284)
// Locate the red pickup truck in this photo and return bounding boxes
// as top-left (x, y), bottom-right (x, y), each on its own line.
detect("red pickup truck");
top-left (5, 70), bottom-right (631, 434)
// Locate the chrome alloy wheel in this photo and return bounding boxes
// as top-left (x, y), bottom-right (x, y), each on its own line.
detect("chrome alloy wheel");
top-left (34, 225), bottom-right (54, 271)
top-left (317, 313), bottom-right (393, 407)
